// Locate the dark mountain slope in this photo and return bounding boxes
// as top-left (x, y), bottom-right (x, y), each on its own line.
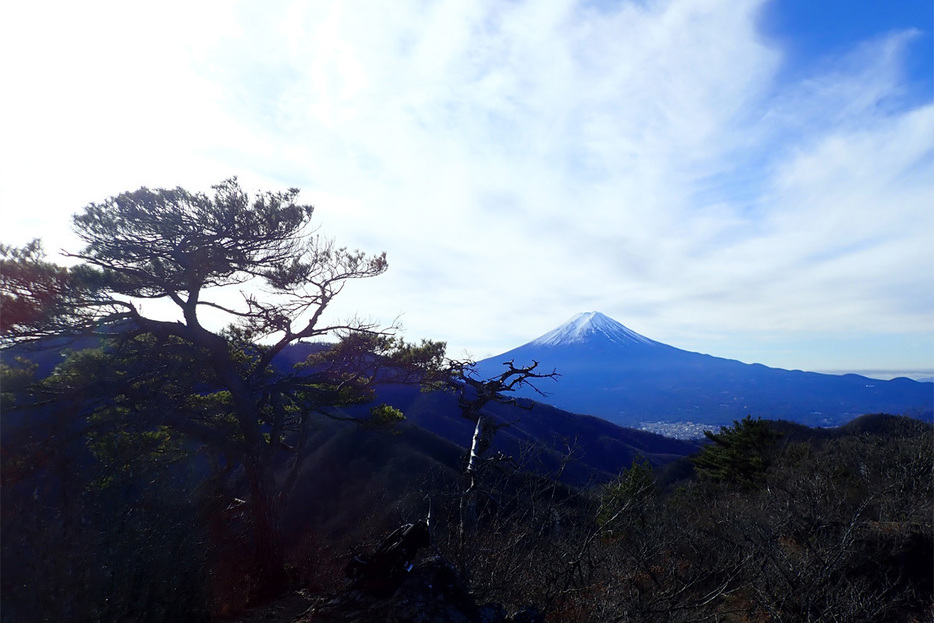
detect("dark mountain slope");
top-left (341, 382), bottom-right (701, 486)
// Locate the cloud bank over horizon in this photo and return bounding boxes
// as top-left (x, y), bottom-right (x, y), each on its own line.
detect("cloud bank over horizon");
top-left (1, 0), bottom-right (931, 373)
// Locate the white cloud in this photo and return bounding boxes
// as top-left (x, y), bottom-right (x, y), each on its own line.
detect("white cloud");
top-left (1, 0), bottom-right (930, 371)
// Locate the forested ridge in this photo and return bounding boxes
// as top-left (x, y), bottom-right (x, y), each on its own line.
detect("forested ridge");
top-left (2, 181), bottom-right (931, 622)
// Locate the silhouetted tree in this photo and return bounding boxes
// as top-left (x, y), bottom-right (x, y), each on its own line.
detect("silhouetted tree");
top-left (445, 360), bottom-right (556, 545)
top-left (0, 179), bottom-right (444, 598)
top-left (1, 240), bottom-right (84, 337)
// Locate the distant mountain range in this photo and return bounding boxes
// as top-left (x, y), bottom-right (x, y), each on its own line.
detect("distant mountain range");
top-left (476, 312), bottom-right (934, 428)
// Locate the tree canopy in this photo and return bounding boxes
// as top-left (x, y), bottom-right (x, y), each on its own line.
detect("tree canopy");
top-left (4, 179), bottom-right (389, 346)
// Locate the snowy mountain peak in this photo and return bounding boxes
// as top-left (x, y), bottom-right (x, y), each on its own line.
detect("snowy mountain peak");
top-left (529, 312), bottom-right (656, 347)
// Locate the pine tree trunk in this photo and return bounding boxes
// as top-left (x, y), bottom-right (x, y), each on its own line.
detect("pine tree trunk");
top-left (244, 457), bottom-right (286, 601)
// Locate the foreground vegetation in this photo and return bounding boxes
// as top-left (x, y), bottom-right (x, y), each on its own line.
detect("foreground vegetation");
top-left (429, 413), bottom-right (933, 622)
top-left (3, 390), bottom-right (931, 622)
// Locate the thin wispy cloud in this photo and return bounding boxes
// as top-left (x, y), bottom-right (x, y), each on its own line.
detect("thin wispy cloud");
top-left (1, 0), bottom-right (930, 373)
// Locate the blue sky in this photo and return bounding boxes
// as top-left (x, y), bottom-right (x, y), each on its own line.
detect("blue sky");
top-left (1, 0), bottom-right (932, 378)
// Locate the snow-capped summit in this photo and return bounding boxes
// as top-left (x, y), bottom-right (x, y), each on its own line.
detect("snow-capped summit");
top-left (529, 312), bottom-right (657, 347)
top-left (477, 311), bottom-right (933, 429)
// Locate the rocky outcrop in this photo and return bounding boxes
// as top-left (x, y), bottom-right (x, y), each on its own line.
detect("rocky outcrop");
top-left (296, 520), bottom-right (542, 623)
top-left (299, 556), bottom-right (543, 622)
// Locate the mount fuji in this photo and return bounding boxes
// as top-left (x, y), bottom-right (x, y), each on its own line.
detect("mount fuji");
top-left (475, 312), bottom-right (933, 428)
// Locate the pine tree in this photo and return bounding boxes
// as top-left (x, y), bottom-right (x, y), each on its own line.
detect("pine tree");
top-left (692, 415), bottom-right (782, 489)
